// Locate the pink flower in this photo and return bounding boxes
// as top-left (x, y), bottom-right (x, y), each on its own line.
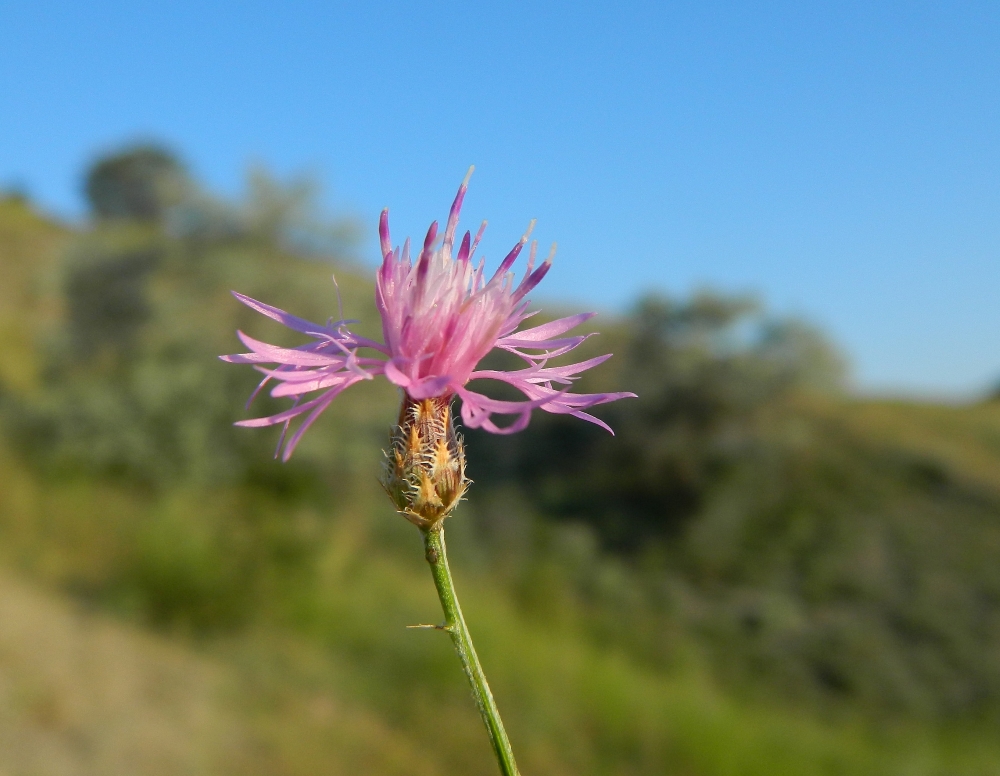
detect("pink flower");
top-left (222, 169), bottom-right (636, 460)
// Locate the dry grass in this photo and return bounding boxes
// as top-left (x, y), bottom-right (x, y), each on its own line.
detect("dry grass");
top-left (0, 572), bottom-right (235, 775)
top-left (0, 572), bottom-right (444, 776)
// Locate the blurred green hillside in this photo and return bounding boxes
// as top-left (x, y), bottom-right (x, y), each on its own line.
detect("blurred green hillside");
top-left (1, 148), bottom-right (999, 775)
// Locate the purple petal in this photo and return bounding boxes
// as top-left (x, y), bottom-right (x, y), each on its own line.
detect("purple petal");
top-left (456, 387), bottom-right (553, 434)
top-left (512, 243), bottom-right (555, 302)
top-left (469, 220), bottom-right (487, 261)
top-left (280, 375), bottom-right (366, 460)
top-left (511, 312), bottom-right (597, 342)
top-left (220, 352), bottom-right (271, 364)
top-left (456, 230), bottom-right (472, 264)
top-left (379, 208), bottom-right (392, 259)
top-left (531, 389), bottom-right (637, 410)
top-left (415, 221), bottom-right (438, 291)
top-left (234, 391), bottom-right (334, 427)
top-left (457, 386), bottom-right (564, 415)
top-left (443, 167), bottom-right (472, 251)
top-left (246, 373), bottom-right (273, 409)
top-left (343, 334), bottom-right (390, 355)
top-left (407, 374), bottom-right (453, 399)
top-left (232, 292), bottom-right (325, 335)
top-left (533, 353), bottom-right (613, 379)
top-left (477, 411), bottom-right (534, 435)
top-left (281, 397), bottom-right (336, 460)
top-left (236, 331), bottom-right (345, 366)
top-left (488, 221), bottom-right (535, 285)
top-left (497, 334), bottom-right (591, 352)
top-left (383, 358), bottom-right (412, 388)
top-left (462, 373), bottom-right (635, 435)
top-left (470, 354), bottom-right (613, 385)
top-left (565, 410), bottom-right (615, 434)
top-left (270, 370), bottom-right (373, 398)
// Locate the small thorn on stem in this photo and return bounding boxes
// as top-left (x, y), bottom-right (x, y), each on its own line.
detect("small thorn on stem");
top-left (406, 623), bottom-right (450, 631)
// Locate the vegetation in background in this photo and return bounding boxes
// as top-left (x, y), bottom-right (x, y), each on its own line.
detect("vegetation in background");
top-left (0, 145), bottom-right (999, 774)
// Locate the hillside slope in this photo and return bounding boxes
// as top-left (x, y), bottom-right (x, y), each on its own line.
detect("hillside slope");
top-left (3, 192), bottom-right (1000, 774)
top-left (0, 569), bottom-right (453, 776)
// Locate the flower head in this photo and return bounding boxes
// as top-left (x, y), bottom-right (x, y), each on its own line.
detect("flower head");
top-left (222, 168), bottom-right (635, 460)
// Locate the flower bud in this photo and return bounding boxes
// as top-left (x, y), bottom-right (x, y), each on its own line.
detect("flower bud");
top-left (381, 395), bottom-right (469, 528)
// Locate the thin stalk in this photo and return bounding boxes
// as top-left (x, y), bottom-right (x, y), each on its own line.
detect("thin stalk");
top-left (421, 525), bottom-right (521, 776)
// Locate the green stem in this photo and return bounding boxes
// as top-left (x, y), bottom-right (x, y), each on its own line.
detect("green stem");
top-left (421, 525), bottom-right (521, 776)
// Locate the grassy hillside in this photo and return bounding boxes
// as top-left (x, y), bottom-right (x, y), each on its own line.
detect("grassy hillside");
top-left (2, 180), bottom-right (1000, 775)
top-left (2, 447), bottom-right (999, 776)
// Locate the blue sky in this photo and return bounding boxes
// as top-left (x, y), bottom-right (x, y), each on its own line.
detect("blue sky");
top-left (2, 1), bottom-right (998, 396)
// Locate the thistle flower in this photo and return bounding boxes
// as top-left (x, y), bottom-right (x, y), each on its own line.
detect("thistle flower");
top-left (223, 170), bottom-right (634, 774)
top-left (221, 168), bottom-right (635, 463)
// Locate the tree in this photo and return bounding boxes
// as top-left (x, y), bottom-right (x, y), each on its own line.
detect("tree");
top-left (84, 144), bottom-right (188, 222)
